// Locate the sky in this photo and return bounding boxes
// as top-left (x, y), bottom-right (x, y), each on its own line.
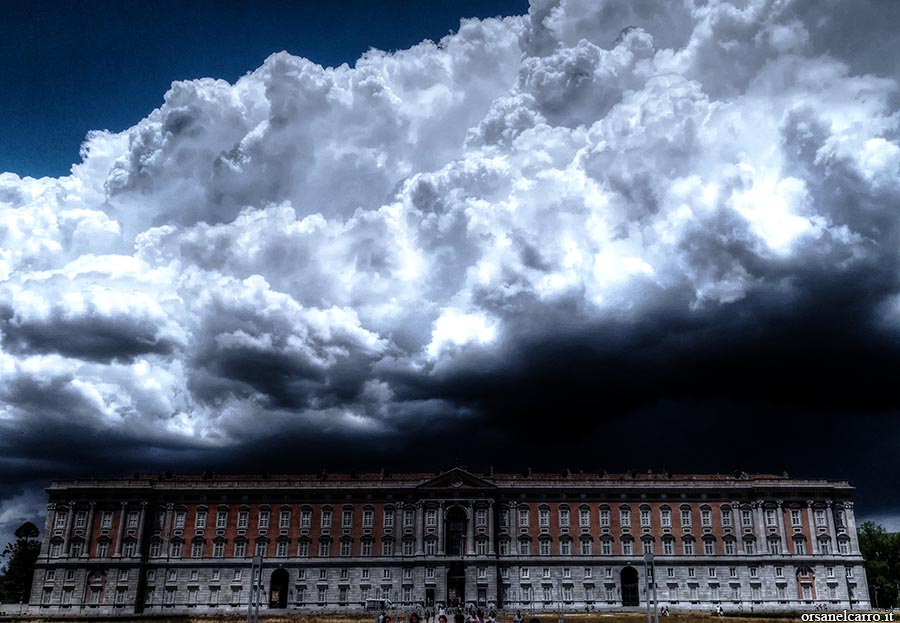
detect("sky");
top-left (2, 0), bottom-right (900, 550)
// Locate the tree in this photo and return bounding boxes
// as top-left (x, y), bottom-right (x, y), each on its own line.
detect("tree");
top-left (858, 521), bottom-right (900, 608)
top-left (0, 521), bottom-right (41, 604)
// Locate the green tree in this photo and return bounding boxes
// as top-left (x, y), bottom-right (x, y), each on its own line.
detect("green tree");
top-left (0, 521), bottom-right (41, 604)
top-left (858, 521), bottom-right (900, 608)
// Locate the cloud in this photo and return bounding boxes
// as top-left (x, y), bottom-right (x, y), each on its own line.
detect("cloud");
top-left (2, 0), bottom-right (900, 546)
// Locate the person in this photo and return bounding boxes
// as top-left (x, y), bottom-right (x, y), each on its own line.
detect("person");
top-left (514, 610), bottom-right (524, 623)
top-left (661, 606), bottom-right (669, 617)
top-left (378, 612), bottom-right (385, 623)
top-left (716, 605), bottom-right (724, 617)
top-left (411, 613), bottom-right (422, 623)
top-left (439, 615), bottom-right (448, 623)
top-left (384, 616), bottom-right (393, 623)
top-left (454, 613), bottom-right (465, 623)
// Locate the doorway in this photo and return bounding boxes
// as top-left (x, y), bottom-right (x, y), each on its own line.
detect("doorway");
top-left (447, 562), bottom-right (465, 608)
top-left (621, 566), bottom-right (640, 606)
top-left (269, 568), bottom-right (288, 609)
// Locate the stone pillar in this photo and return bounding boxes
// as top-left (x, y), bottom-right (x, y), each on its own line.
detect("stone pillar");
top-left (825, 501), bottom-right (837, 546)
top-left (416, 501), bottom-right (425, 556)
top-left (114, 502), bottom-right (127, 557)
top-left (83, 502), bottom-right (96, 558)
top-left (135, 501), bottom-right (147, 558)
top-left (466, 501), bottom-right (475, 556)
top-left (754, 501), bottom-right (766, 552)
top-left (488, 500), bottom-right (495, 556)
top-left (162, 503), bottom-right (174, 558)
top-left (807, 502), bottom-right (819, 555)
top-left (509, 502), bottom-right (518, 556)
top-left (731, 501), bottom-right (742, 556)
top-left (61, 502), bottom-right (74, 557)
top-left (776, 501), bottom-right (788, 554)
top-left (41, 503), bottom-right (57, 558)
top-left (437, 501), bottom-right (445, 555)
top-left (844, 502), bottom-right (860, 554)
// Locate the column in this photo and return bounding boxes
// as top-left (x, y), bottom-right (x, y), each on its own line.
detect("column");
top-left (162, 503), bottom-right (174, 558)
top-left (825, 501), bottom-right (837, 545)
top-left (83, 502), bottom-right (96, 558)
top-left (437, 501), bottom-right (445, 555)
top-left (731, 501), bottom-right (742, 556)
top-left (114, 502), bottom-right (127, 557)
top-left (807, 502), bottom-right (819, 555)
top-left (466, 501), bottom-right (475, 555)
top-left (61, 502), bottom-right (74, 557)
top-left (416, 501), bottom-right (425, 556)
top-left (488, 500), bottom-right (495, 556)
top-left (844, 502), bottom-right (860, 554)
top-left (509, 502), bottom-right (518, 556)
top-left (135, 501), bottom-right (148, 558)
top-left (754, 501), bottom-right (766, 551)
top-left (40, 503), bottom-right (57, 558)
top-left (776, 501), bottom-right (788, 554)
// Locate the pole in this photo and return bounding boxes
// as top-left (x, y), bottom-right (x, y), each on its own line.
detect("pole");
top-left (246, 557), bottom-right (255, 623)
top-left (652, 561), bottom-right (658, 623)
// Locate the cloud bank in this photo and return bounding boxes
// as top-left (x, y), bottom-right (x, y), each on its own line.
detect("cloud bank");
top-left (2, 0), bottom-right (900, 542)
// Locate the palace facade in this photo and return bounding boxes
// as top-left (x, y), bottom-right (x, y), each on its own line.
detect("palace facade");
top-left (29, 468), bottom-right (870, 614)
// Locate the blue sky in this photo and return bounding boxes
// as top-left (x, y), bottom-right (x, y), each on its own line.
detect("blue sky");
top-left (0, 0), bottom-right (528, 178)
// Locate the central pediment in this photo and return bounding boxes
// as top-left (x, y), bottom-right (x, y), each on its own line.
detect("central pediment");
top-left (416, 467), bottom-right (496, 489)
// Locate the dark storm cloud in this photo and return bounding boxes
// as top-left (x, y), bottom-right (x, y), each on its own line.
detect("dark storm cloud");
top-left (1, 0), bottom-right (900, 549)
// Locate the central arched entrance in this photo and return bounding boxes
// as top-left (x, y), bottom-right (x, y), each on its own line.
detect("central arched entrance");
top-left (447, 562), bottom-right (465, 608)
top-left (621, 566), bottom-right (640, 606)
top-left (269, 568), bottom-right (288, 609)
top-left (446, 506), bottom-right (468, 556)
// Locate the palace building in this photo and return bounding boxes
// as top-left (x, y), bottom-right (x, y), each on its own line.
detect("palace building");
top-left (29, 468), bottom-right (870, 614)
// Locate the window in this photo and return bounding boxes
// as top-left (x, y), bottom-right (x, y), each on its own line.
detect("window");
top-left (426, 567), bottom-right (435, 579)
top-left (580, 539), bottom-right (592, 555)
top-left (741, 509), bottom-right (753, 527)
top-left (341, 540), bottom-right (352, 557)
top-left (827, 566), bottom-right (835, 578)
top-left (319, 568), bottom-right (328, 580)
top-left (501, 508), bottom-right (510, 526)
top-left (318, 587), bottom-right (327, 605)
top-left (404, 540), bottom-right (415, 556)
top-left (661, 508), bottom-right (672, 528)
top-left (74, 511), bottom-right (87, 529)
top-left (539, 508), bottom-right (550, 527)
top-left (319, 540), bottom-right (331, 557)
top-left (195, 510), bottom-right (206, 529)
top-left (280, 510), bottom-right (291, 529)
top-left (343, 509), bottom-right (353, 528)
top-left (643, 540), bottom-right (654, 554)
top-left (722, 508), bottom-right (732, 527)
top-left (540, 539), bottom-right (551, 556)
top-left (217, 510), bottom-right (228, 529)
top-left (519, 508), bottom-right (530, 527)
top-left (211, 569), bottom-right (220, 582)
top-left (300, 509), bottom-right (312, 529)
top-left (191, 540), bottom-right (204, 558)
top-left (620, 508), bottom-right (631, 527)
top-left (600, 507), bottom-right (610, 527)
top-left (382, 540), bottom-right (394, 556)
top-left (683, 540), bottom-right (694, 555)
top-left (276, 541), bottom-right (288, 557)
top-left (520, 567), bottom-right (529, 579)
top-left (235, 541), bottom-right (247, 557)
top-left (708, 567), bottom-right (716, 578)
top-left (775, 566), bottom-right (784, 578)
top-left (124, 541), bottom-right (136, 557)
top-left (767, 538), bottom-right (780, 555)
top-left (168, 569), bottom-right (178, 582)
top-left (209, 587), bottom-right (219, 604)
top-left (815, 509), bottom-right (826, 527)
top-left (65, 568), bottom-right (76, 581)
top-left (50, 541), bottom-right (62, 558)
top-left (426, 509), bottom-right (436, 527)
top-left (542, 567), bottom-right (551, 579)
top-left (255, 541), bottom-right (267, 557)
top-left (820, 538), bottom-right (832, 555)
top-left (362, 509), bottom-right (373, 528)
top-left (663, 539), bottom-right (674, 555)
top-left (97, 541), bottom-right (109, 557)
top-left (404, 509), bottom-right (414, 527)
top-left (259, 510), bottom-right (270, 529)
top-left (478, 566), bottom-right (487, 579)
top-left (298, 540), bottom-right (310, 557)
top-left (127, 511), bottom-right (139, 529)
top-left (766, 509), bottom-right (777, 526)
top-left (361, 540), bottom-right (373, 557)
top-left (601, 539), bottom-right (613, 556)
top-left (520, 539), bottom-right (531, 556)
top-left (838, 539), bottom-right (850, 554)
top-left (688, 567), bottom-right (696, 578)
top-left (846, 567), bottom-right (854, 578)
top-left (560, 539), bottom-right (572, 555)
top-left (791, 510), bottom-right (802, 526)
top-left (681, 508), bottom-right (691, 527)
top-left (724, 540), bottom-right (735, 555)
top-left (384, 509), bottom-right (394, 529)
top-left (476, 539), bottom-right (487, 555)
top-left (70, 542), bottom-right (83, 557)
top-left (622, 539), bottom-right (634, 556)
top-left (149, 541), bottom-right (161, 558)
top-left (580, 508), bottom-right (590, 527)
top-left (563, 585), bottom-right (573, 602)
top-left (499, 539), bottom-right (510, 555)
top-left (174, 510), bottom-right (186, 529)
top-left (383, 568), bottom-right (392, 579)
top-left (701, 509), bottom-right (712, 527)
top-left (749, 567), bottom-right (758, 578)
top-left (55, 512), bottom-right (68, 531)
top-left (101, 511), bottom-right (113, 529)
top-left (170, 541), bottom-right (183, 558)
top-left (560, 508), bottom-right (570, 528)
top-left (238, 510), bottom-right (248, 529)
top-left (744, 539), bottom-right (756, 555)
top-left (641, 508), bottom-right (651, 527)
top-left (729, 567), bottom-right (737, 578)
top-left (667, 567), bottom-right (675, 578)
top-left (584, 567), bottom-right (592, 578)
top-left (795, 539), bottom-right (807, 555)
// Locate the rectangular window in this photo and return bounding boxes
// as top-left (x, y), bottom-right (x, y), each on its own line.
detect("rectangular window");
top-left (729, 567), bottom-right (737, 578)
top-left (601, 540), bottom-right (612, 556)
top-left (406, 540), bottom-right (416, 556)
top-left (663, 540), bottom-right (674, 555)
top-left (426, 509), bottom-right (436, 526)
top-left (191, 541), bottom-right (204, 558)
top-left (643, 540), bottom-right (654, 554)
top-left (55, 512), bottom-right (68, 530)
top-left (766, 509), bottom-right (777, 526)
top-left (791, 510), bottom-right (802, 526)
top-left (319, 540), bottom-right (331, 557)
top-left (384, 509), bottom-right (394, 528)
top-left (321, 509), bottom-right (332, 528)
top-left (620, 509), bottom-right (631, 527)
top-left (75, 511), bottom-right (87, 529)
top-left (816, 509), bottom-right (826, 527)
top-left (623, 540), bottom-right (633, 555)
top-left (124, 541), bottom-right (136, 557)
top-left (744, 540), bottom-right (756, 555)
top-left (340, 540), bottom-right (352, 557)
top-left (661, 509), bottom-right (672, 527)
top-left (280, 510), bottom-right (291, 529)
top-left (170, 541), bottom-right (182, 558)
top-left (255, 541), bottom-right (267, 557)
top-left (560, 508), bottom-right (570, 527)
top-left (540, 540), bottom-right (550, 556)
top-left (101, 511), bottom-right (113, 529)
top-left (520, 568), bottom-right (529, 579)
top-left (195, 510), bottom-right (207, 529)
top-left (749, 567), bottom-right (758, 578)
top-left (238, 510), bottom-right (248, 529)
top-left (149, 541), bottom-right (161, 558)
top-left (361, 540), bottom-right (372, 557)
top-left (519, 508), bottom-right (530, 527)
top-left (217, 510), bottom-right (228, 529)
top-left (539, 509), bottom-right (549, 527)
top-left (235, 541), bottom-right (247, 557)
top-left (298, 540), bottom-right (310, 557)
top-left (704, 540), bottom-right (715, 555)
top-left (404, 509), bottom-right (414, 527)
top-left (477, 509), bottom-right (487, 526)
top-left (127, 511), bottom-right (139, 529)
top-left (361, 509), bottom-right (373, 528)
top-left (174, 511), bottom-right (185, 529)
top-left (683, 540), bottom-right (694, 555)
top-left (520, 540), bottom-right (531, 556)
top-left (775, 566), bottom-right (784, 578)
top-left (641, 509), bottom-right (651, 527)
top-left (708, 567), bottom-right (716, 578)
top-left (258, 510), bottom-right (270, 529)
top-left (277, 541), bottom-right (288, 557)
top-left (300, 509), bottom-right (311, 529)
top-left (796, 540), bottom-right (807, 555)
top-left (724, 540), bottom-right (735, 555)
top-left (383, 540), bottom-right (394, 556)
top-left (701, 509), bottom-right (712, 527)
top-left (681, 509), bottom-right (691, 527)
top-left (722, 509), bottom-right (732, 527)
top-left (741, 510), bottom-right (752, 527)
top-left (343, 509), bottom-right (353, 528)
top-left (580, 508), bottom-right (590, 527)
top-left (560, 540), bottom-right (571, 555)
top-left (580, 540), bottom-right (592, 555)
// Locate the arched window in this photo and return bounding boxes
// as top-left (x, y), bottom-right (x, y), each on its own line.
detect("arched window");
top-left (579, 535), bottom-right (593, 555)
top-left (600, 535), bottom-right (614, 556)
top-left (662, 536), bottom-right (675, 555)
top-left (702, 535), bottom-right (716, 556)
top-left (767, 536), bottom-right (782, 555)
top-left (743, 535), bottom-right (757, 555)
top-left (720, 504), bottom-right (733, 528)
top-left (818, 535), bottom-right (832, 555)
top-left (641, 535), bottom-right (655, 554)
top-left (621, 535), bottom-right (634, 556)
top-left (793, 535), bottom-right (808, 556)
top-left (682, 535), bottom-right (695, 556)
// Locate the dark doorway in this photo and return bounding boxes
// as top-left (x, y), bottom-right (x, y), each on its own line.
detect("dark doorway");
top-left (446, 506), bottom-right (468, 556)
top-left (425, 587), bottom-right (435, 607)
top-left (447, 562), bottom-right (465, 608)
top-left (269, 568), bottom-right (288, 609)
top-left (621, 566), bottom-right (639, 606)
